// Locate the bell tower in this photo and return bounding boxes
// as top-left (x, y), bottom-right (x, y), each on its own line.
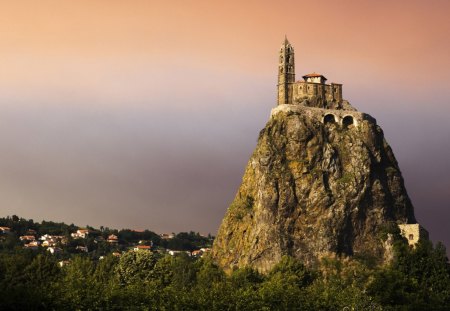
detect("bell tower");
top-left (277, 36), bottom-right (295, 105)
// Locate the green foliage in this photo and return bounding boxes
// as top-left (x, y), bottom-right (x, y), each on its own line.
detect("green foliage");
top-left (378, 220), bottom-right (402, 241)
top-left (163, 231), bottom-right (212, 251)
top-left (337, 172), bottom-right (353, 185)
top-left (0, 246), bottom-right (448, 310)
top-left (0, 215), bottom-right (449, 310)
top-left (228, 195), bottom-right (255, 221)
top-left (116, 250), bottom-right (160, 285)
top-left (366, 239), bottom-right (450, 310)
top-left (118, 229), bottom-right (161, 246)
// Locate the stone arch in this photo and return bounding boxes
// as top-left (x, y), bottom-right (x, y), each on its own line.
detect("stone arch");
top-left (342, 115), bottom-right (356, 128)
top-left (323, 114), bottom-right (337, 124)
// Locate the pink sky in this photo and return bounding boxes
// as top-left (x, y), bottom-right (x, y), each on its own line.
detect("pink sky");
top-left (0, 1), bottom-right (449, 250)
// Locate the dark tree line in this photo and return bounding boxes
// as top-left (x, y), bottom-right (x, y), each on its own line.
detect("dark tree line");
top-left (0, 239), bottom-right (449, 310)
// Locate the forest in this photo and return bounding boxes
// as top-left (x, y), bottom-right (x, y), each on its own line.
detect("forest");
top-left (0, 216), bottom-right (449, 310)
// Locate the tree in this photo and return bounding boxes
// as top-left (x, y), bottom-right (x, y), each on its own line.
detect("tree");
top-left (115, 250), bottom-right (160, 285)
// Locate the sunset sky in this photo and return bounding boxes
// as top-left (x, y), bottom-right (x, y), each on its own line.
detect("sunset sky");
top-left (0, 1), bottom-right (449, 249)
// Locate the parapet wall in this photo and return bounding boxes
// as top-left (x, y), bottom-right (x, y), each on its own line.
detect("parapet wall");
top-left (271, 104), bottom-right (376, 128)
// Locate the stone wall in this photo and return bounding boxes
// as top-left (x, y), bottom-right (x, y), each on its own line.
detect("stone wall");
top-left (398, 224), bottom-right (429, 247)
top-left (292, 81), bottom-right (342, 106)
top-left (270, 104), bottom-right (376, 128)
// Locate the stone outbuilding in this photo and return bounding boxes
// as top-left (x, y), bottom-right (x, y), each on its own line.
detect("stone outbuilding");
top-left (398, 224), bottom-right (429, 247)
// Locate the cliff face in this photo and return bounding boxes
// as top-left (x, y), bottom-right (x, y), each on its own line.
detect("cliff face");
top-left (212, 103), bottom-right (416, 273)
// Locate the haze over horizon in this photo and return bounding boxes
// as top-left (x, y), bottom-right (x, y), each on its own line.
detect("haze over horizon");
top-left (0, 1), bottom-right (449, 250)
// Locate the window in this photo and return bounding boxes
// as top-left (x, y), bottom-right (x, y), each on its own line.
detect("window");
top-left (409, 234), bottom-right (414, 240)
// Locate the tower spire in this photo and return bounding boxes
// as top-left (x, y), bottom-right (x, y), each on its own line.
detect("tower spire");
top-left (277, 37), bottom-right (295, 105)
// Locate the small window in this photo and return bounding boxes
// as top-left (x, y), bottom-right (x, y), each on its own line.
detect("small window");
top-left (409, 234), bottom-right (414, 240)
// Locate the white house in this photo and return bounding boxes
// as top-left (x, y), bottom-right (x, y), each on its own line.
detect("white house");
top-left (71, 229), bottom-right (90, 239)
top-left (107, 234), bottom-right (119, 244)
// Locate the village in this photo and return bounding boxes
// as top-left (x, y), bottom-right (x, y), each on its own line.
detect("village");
top-left (0, 217), bottom-right (213, 267)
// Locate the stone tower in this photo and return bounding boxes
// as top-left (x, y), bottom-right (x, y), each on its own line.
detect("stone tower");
top-left (277, 37), bottom-right (295, 105)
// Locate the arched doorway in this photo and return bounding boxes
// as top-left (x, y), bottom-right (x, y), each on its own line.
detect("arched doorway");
top-left (323, 114), bottom-right (336, 124)
top-left (342, 115), bottom-right (354, 128)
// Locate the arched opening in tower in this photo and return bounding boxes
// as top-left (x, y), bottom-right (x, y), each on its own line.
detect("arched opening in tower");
top-left (323, 114), bottom-right (336, 124)
top-left (343, 115), bottom-right (355, 128)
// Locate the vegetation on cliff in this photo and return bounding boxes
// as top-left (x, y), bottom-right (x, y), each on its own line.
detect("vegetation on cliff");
top-left (213, 107), bottom-right (417, 272)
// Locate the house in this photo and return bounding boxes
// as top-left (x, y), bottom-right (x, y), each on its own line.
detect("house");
top-left (167, 250), bottom-right (191, 256)
top-left (112, 252), bottom-right (121, 257)
top-left (47, 247), bottom-right (62, 255)
top-left (26, 229), bottom-right (37, 235)
top-left (24, 241), bottom-right (39, 250)
top-left (133, 245), bottom-right (151, 251)
top-left (191, 248), bottom-right (211, 257)
top-left (42, 240), bottom-right (57, 247)
top-left (25, 241), bottom-right (40, 247)
top-left (39, 234), bottom-right (51, 241)
top-left (0, 227), bottom-right (11, 234)
top-left (160, 233), bottom-right (175, 240)
top-left (191, 250), bottom-right (203, 257)
top-left (40, 235), bottom-right (67, 246)
top-left (71, 229), bottom-right (90, 239)
top-left (107, 234), bottom-right (119, 244)
top-left (20, 235), bottom-right (36, 242)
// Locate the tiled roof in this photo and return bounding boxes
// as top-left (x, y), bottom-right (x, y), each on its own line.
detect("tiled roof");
top-left (136, 245), bottom-right (151, 249)
top-left (303, 72), bottom-right (327, 78)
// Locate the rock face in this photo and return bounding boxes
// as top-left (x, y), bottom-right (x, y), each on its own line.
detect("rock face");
top-left (212, 102), bottom-right (416, 273)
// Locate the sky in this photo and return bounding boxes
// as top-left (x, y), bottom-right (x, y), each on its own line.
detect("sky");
top-left (0, 0), bottom-right (449, 249)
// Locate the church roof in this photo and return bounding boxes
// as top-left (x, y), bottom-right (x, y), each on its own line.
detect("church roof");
top-left (302, 73), bottom-right (328, 83)
top-left (302, 72), bottom-right (327, 79)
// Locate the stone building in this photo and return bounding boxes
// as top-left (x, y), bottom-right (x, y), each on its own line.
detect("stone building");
top-left (278, 37), bottom-right (342, 109)
top-left (274, 37), bottom-right (370, 129)
top-left (398, 224), bottom-right (429, 247)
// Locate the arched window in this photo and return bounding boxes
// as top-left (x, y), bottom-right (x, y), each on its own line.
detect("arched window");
top-left (342, 115), bottom-right (354, 128)
top-left (323, 114), bottom-right (336, 124)
top-left (409, 234), bottom-right (414, 240)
